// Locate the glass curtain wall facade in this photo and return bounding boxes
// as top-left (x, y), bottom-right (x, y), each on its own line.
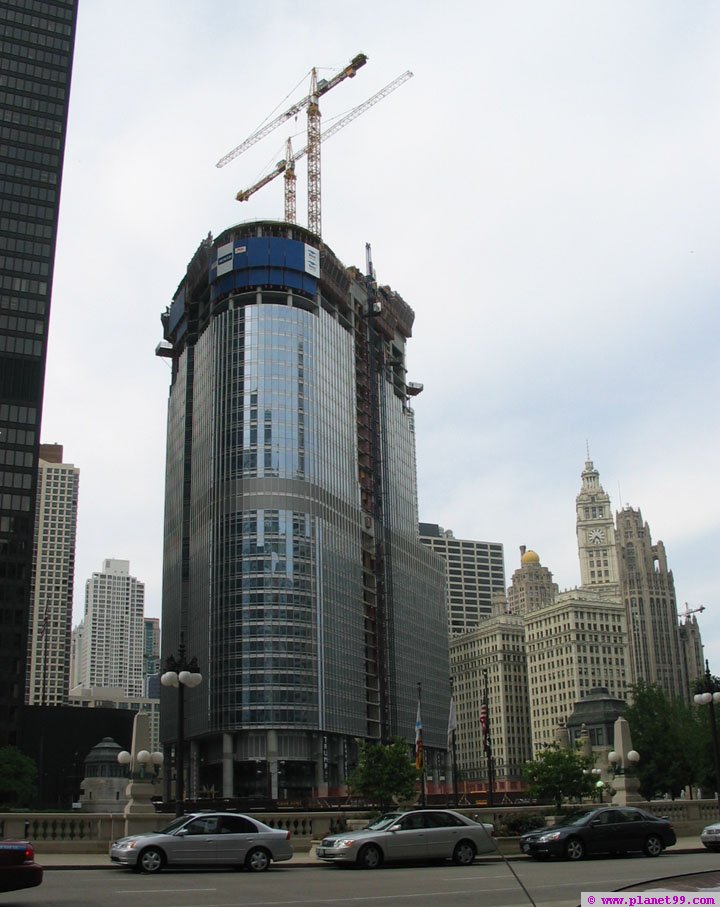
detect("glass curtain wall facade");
top-left (0, 0), bottom-right (77, 744)
top-left (159, 222), bottom-right (448, 801)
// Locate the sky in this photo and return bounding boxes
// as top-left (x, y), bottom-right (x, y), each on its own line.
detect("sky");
top-left (41, 1), bottom-right (719, 664)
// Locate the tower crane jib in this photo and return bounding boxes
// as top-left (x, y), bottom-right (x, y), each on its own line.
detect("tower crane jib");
top-left (234, 71), bottom-right (414, 222)
top-left (216, 53), bottom-right (367, 169)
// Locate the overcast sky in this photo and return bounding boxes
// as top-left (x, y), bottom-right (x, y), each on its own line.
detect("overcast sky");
top-left (42, 1), bottom-right (719, 666)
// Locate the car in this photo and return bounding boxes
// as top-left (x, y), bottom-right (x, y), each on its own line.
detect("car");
top-left (519, 806), bottom-right (676, 861)
top-left (316, 809), bottom-right (496, 869)
top-left (0, 840), bottom-right (43, 893)
top-left (700, 821), bottom-right (720, 852)
top-left (109, 812), bottom-right (293, 873)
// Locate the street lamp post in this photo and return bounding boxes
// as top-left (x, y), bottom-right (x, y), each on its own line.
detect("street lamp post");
top-left (161, 640), bottom-right (202, 817)
top-left (608, 748), bottom-right (640, 775)
top-left (608, 716), bottom-right (641, 805)
top-left (118, 747), bottom-right (164, 780)
top-left (693, 659), bottom-right (720, 811)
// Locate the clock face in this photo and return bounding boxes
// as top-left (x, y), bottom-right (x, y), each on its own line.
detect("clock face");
top-left (588, 528), bottom-right (605, 545)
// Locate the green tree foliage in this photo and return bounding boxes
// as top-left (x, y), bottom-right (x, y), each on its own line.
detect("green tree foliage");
top-left (0, 746), bottom-right (38, 808)
top-left (624, 681), bottom-right (699, 799)
top-left (346, 738), bottom-right (419, 811)
top-left (689, 671), bottom-right (720, 797)
top-left (521, 744), bottom-right (595, 811)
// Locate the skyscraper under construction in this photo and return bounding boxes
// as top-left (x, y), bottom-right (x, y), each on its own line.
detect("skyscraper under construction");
top-left (158, 221), bottom-right (448, 800)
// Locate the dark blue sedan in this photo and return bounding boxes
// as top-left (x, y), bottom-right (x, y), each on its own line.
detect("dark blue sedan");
top-left (519, 807), bottom-right (676, 861)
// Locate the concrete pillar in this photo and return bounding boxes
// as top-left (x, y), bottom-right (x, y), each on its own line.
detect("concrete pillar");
top-left (610, 716), bottom-right (642, 805)
top-left (267, 729), bottom-right (279, 800)
top-left (315, 734), bottom-right (329, 797)
top-left (222, 733), bottom-right (234, 798)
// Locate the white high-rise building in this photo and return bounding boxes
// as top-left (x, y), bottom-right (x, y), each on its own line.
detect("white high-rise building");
top-left (75, 559), bottom-right (144, 698)
top-left (25, 444), bottom-right (80, 706)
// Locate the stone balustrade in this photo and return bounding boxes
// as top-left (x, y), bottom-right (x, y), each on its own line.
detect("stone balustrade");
top-left (2, 798), bottom-right (716, 854)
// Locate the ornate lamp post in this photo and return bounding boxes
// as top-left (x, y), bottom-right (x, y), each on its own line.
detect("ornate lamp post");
top-left (608, 715), bottom-right (641, 805)
top-left (161, 641), bottom-right (202, 817)
top-left (117, 712), bottom-right (163, 822)
top-left (693, 659), bottom-right (720, 810)
top-left (117, 748), bottom-right (164, 780)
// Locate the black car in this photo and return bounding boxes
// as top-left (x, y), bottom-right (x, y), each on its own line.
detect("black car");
top-left (0, 841), bottom-right (43, 893)
top-left (519, 807), bottom-right (676, 861)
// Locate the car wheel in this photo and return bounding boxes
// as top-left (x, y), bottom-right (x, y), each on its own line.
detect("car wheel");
top-left (245, 847), bottom-right (271, 872)
top-left (564, 837), bottom-right (585, 861)
top-left (644, 834), bottom-right (663, 857)
top-left (452, 840), bottom-right (476, 866)
top-left (138, 847), bottom-right (165, 874)
top-left (357, 844), bottom-right (383, 869)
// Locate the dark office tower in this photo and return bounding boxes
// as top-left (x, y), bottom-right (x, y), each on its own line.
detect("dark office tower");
top-left (158, 222), bottom-right (449, 801)
top-left (0, 1), bottom-right (78, 744)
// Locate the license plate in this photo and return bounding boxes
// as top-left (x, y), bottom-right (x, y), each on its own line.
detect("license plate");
top-left (522, 843), bottom-right (530, 852)
top-left (316, 848), bottom-right (325, 856)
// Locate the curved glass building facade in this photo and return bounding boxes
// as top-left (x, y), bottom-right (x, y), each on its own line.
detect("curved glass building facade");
top-left (159, 222), bottom-right (448, 800)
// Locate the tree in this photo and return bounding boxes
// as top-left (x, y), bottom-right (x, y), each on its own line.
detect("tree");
top-left (624, 681), bottom-right (698, 799)
top-left (0, 746), bottom-right (38, 808)
top-left (521, 744), bottom-right (595, 811)
top-left (346, 738), bottom-right (419, 811)
top-left (688, 671), bottom-right (720, 797)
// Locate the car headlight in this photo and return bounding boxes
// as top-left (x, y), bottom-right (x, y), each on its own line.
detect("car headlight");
top-left (536, 832), bottom-right (562, 843)
top-left (334, 839), bottom-right (357, 849)
top-left (116, 841), bottom-right (137, 850)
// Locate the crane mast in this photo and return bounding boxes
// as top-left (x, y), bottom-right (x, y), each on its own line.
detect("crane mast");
top-left (216, 52), bottom-right (367, 169)
top-left (307, 68), bottom-right (322, 236)
top-left (234, 71), bottom-right (414, 228)
top-left (284, 137), bottom-right (297, 224)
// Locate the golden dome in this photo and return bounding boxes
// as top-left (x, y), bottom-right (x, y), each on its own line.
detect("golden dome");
top-left (521, 549), bottom-right (540, 566)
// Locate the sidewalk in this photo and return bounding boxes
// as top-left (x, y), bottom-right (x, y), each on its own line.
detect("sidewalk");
top-left (37, 838), bottom-right (706, 870)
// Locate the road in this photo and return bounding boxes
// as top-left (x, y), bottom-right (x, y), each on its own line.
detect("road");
top-left (21, 853), bottom-right (720, 907)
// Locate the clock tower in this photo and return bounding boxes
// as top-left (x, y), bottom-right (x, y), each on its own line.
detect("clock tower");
top-left (576, 459), bottom-right (620, 589)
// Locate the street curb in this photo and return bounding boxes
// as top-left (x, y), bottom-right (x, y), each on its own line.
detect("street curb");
top-left (41, 846), bottom-right (707, 870)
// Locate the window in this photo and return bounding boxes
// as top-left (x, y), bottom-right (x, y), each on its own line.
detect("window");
top-left (220, 815), bottom-right (257, 834)
top-left (184, 816), bottom-right (220, 835)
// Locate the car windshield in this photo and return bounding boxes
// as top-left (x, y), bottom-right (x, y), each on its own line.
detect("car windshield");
top-left (157, 816), bottom-right (192, 835)
top-left (366, 813), bottom-right (404, 831)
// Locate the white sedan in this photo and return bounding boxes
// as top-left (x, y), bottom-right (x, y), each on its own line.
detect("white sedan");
top-left (701, 821), bottom-right (720, 852)
top-left (316, 809), bottom-right (496, 869)
top-left (110, 812), bottom-right (293, 873)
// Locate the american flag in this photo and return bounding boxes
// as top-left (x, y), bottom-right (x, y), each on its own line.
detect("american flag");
top-left (447, 697), bottom-right (457, 750)
top-left (415, 700), bottom-right (424, 770)
top-left (480, 702), bottom-right (489, 751)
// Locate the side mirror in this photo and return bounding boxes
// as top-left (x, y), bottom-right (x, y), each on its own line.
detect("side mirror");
top-left (388, 824), bottom-right (401, 832)
top-left (175, 828), bottom-right (189, 837)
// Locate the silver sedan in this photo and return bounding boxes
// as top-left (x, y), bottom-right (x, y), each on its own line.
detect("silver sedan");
top-left (109, 812), bottom-right (293, 873)
top-left (701, 821), bottom-right (720, 852)
top-left (316, 809), bottom-right (496, 869)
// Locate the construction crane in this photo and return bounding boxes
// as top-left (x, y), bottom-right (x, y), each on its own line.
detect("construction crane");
top-left (215, 52), bottom-right (367, 170)
top-left (679, 603), bottom-right (707, 619)
top-left (235, 71), bottom-right (414, 226)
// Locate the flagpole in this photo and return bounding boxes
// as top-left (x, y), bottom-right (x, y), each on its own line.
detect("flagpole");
top-left (482, 669), bottom-right (495, 808)
top-left (416, 682), bottom-right (426, 807)
top-left (449, 677), bottom-right (458, 807)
